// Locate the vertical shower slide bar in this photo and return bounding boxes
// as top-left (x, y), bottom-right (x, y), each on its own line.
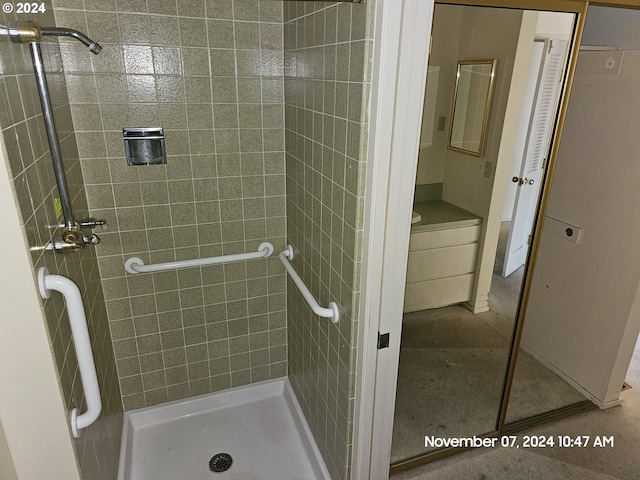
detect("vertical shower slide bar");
top-left (5, 21), bottom-right (106, 251)
top-left (29, 41), bottom-right (75, 230)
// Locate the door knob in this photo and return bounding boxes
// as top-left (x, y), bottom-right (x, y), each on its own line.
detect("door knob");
top-left (512, 177), bottom-right (535, 186)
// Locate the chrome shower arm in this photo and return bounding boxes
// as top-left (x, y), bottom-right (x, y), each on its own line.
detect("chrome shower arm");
top-left (7, 21), bottom-right (102, 54)
top-left (40, 27), bottom-right (102, 54)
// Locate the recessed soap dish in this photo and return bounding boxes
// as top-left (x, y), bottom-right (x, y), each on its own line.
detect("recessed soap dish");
top-left (123, 127), bottom-right (166, 166)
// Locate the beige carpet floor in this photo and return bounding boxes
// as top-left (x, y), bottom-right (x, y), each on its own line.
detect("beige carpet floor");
top-left (391, 267), bottom-right (640, 479)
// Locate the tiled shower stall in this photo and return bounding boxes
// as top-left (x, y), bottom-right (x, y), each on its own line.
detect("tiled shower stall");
top-left (0, 0), bottom-right (374, 479)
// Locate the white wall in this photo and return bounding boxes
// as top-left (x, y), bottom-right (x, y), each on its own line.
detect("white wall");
top-left (0, 134), bottom-right (81, 478)
top-left (0, 418), bottom-right (17, 480)
top-left (414, 5), bottom-right (462, 186)
top-left (522, 48), bottom-right (640, 407)
top-left (442, 7), bottom-right (525, 218)
top-left (442, 8), bottom-right (536, 312)
top-left (535, 12), bottom-right (574, 41)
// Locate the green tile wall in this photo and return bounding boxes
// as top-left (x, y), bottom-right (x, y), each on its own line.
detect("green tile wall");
top-left (283, 2), bottom-right (374, 479)
top-left (3, 0), bottom-right (375, 476)
top-left (51, 0), bottom-right (288, 410)
top-left (1, 4), bottom-right (122, 479)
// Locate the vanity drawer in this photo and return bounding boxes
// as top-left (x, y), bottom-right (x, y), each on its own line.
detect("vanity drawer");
top-left (409, 225), bottom-right (481, 251)
top-left (406, 243), bottom-right (478, 283)
top-left (404, 274), bottom-right (474, 312)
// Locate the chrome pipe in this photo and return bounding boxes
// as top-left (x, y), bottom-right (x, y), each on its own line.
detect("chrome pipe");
top-left (7, 22), bottom-right (102, 54)
top-left (29, 41), bottom-right (76, 229)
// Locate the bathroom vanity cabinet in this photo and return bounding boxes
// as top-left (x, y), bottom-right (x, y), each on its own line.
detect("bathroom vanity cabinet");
top-left (404, 201), bottom-right (482, 312)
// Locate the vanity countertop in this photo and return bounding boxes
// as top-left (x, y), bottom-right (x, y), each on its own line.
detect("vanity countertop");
top-left (411, 200), bottom-right (482, 232)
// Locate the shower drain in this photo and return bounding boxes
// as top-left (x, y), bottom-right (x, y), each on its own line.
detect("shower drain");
top-left (209, 453), bottom-right (233, 473)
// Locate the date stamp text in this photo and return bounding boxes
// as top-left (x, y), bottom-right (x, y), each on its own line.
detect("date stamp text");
top-left (3, 3), bottom-right (47, 14)
top-left (425, 435), bottom-right (615, 449)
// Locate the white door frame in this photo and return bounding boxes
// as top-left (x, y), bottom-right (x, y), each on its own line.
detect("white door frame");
top-left (352, 0), bottom-right (434, 478)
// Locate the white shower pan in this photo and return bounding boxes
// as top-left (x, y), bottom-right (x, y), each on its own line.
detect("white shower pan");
top-left (117, 378), bottom-right (330, 480)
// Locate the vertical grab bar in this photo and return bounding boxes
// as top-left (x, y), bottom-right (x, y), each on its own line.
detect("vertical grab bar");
top-left (37, 267), bottom-right (102, 438)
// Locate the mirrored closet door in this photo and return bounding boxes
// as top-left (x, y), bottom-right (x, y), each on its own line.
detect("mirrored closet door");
top-left (390, 1), bottom-right (581, 468)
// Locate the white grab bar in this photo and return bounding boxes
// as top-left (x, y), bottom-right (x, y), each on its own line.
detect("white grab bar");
top-left (279, 245), bottom-right (339, 323)
top-left (125, 242), bottom-right (274, 274)
top-left (37, 267), bottom-right (102, 438)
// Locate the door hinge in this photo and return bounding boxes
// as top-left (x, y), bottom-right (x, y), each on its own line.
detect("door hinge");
top-left (377, 332), bottom-right (390, 350)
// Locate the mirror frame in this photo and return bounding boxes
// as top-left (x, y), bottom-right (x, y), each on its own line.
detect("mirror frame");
top-left (448, 59), bottom-right (497, 156)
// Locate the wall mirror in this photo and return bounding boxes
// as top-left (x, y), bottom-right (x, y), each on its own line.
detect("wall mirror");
top-left (448, 59), bottom-right (497, 156)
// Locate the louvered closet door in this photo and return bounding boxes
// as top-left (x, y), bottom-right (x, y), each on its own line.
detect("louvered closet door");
top-left (503, 39), bottom-right (568, 278)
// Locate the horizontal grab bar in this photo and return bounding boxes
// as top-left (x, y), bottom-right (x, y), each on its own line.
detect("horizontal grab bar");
top-left (279, 245), bottom-right (339, 323)
top-left (125, 242), bottom-right (274, 274)
top-left (37, 267), bottom-right (102, 438)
